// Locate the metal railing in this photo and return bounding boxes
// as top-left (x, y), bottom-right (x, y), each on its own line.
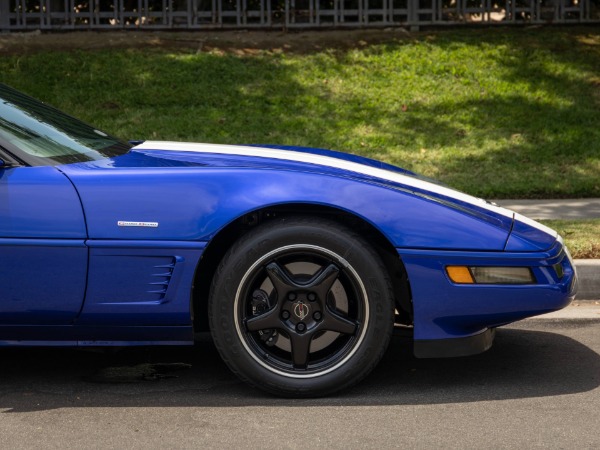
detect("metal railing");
top-left (1, 0), bottom-right (598, 31)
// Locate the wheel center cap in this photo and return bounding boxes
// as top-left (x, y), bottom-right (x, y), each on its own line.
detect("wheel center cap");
top-left (293, 301), bottom-right (310, 320)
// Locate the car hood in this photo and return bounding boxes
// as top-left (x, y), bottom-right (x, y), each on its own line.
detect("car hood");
top-left (112, 141), bottom-right (559, 251)
top-left (130, 141), bottom-right (505, 213)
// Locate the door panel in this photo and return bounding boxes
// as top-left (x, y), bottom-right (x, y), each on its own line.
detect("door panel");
top-left (0, 166), bottom-right (87, 325)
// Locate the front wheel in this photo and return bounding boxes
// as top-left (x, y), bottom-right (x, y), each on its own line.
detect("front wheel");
top-left (208, 217), bottom-right (395, 397)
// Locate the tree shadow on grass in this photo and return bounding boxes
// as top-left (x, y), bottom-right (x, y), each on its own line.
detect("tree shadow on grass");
top-left (394, 95), bottom-right (600, 197)
top-left (312, 28), bottom-right (600, 197)
top-left (0, 27), bottom-right (597, 199)
top-left (423, 29), bottom-right (600, 197)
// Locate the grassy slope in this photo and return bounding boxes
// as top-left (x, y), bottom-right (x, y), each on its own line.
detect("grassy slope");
top-left (0, 27), bottom-right (599, 199)
top-left (540, 219), bottom-right (600, 259)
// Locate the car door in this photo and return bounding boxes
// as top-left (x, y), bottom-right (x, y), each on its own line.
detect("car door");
top-left (0, 162), bottom-right (88, 325)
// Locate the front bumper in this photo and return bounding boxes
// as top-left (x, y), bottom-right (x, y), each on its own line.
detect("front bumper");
top-left (398, 240), bottom-right (577, 358)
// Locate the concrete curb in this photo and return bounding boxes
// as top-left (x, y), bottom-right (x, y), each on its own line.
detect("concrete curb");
top-left (574, 260), bottom-right (600, 300)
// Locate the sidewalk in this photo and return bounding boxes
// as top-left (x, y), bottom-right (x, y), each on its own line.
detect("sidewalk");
top-left (530, 301), bottom-right (600, 320)
top-left (493, 198), bottom-right (600, 300)
top-left (491, 198), bottom-right (600, 220)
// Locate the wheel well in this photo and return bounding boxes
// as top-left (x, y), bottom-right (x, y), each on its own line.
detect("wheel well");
top-left (192, 204), bottom-right (413, 332)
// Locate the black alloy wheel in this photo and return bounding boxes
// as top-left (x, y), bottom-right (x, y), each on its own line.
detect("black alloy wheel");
top-left (209, 216), bottom-right (395, 397)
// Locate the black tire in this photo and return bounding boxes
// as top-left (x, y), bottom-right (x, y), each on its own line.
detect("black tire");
top-left (208, 216), bottom-right (395, 397)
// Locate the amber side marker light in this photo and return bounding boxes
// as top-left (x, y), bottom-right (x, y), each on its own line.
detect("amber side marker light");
top-left (446, 266), bottom-right (475, 284)
top-left (446, 266), bottom-right (535, 284)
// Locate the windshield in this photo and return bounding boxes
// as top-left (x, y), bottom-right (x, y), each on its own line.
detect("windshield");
top-left (0, 84), bottom-right (131, 166)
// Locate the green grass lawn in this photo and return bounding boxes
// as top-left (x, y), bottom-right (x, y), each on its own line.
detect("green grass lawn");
top-left (0, 27), bottom-right (598, 199)
top-left (540, 219), bottom-right (600, 259)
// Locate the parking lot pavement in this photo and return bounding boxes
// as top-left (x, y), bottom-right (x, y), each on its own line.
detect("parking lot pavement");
top-left (0, 313), bottom-right (599, 448)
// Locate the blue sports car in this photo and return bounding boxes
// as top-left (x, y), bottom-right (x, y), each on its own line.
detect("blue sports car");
top-left (0, 84), bottom-right (577, 397)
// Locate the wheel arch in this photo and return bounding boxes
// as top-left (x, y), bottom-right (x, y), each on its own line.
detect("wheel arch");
top-left (192, 203), bottom-right (412, 332)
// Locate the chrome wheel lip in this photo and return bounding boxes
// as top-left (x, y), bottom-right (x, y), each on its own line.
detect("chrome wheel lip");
top-left (233, 244), bottom-right (370, 379)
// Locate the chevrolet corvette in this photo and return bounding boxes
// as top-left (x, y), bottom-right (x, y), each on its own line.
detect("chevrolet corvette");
top-left (0, 84), bottom-right (577, 396)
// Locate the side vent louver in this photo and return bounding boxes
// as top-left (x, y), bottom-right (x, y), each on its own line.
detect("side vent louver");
top-left (147, 258), bottom-right (176, 300)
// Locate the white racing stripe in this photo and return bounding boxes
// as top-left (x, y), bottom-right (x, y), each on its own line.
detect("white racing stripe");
top-left (134, 141), bottom-right (514, 219)
top-left (514, 213), bottom-right (558, 238)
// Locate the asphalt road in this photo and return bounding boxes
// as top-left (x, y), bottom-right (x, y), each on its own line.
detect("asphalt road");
top-left (1, 315), bottom-right (599, 449)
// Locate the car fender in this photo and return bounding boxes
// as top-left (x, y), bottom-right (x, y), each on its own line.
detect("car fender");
top-left (60, 165), bottom-right (511, 251)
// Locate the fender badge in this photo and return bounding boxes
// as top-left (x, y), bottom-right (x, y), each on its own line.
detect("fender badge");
top-left (118, 221), bottom-right (159, 228)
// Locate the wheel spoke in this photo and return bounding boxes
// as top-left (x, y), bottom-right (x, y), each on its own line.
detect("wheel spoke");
top-left (245, 306), bottom-right (281, 332)
top-left (320, 307), bottom-right (358, 335)
top-left (289, 332), bottom-right (313, 368)
top-left (265, 262), bottom-right (298, 295)
top-left (266, 261), bottom-right (340, 292)
top-left (306, 264), bottom-right (340, 299)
